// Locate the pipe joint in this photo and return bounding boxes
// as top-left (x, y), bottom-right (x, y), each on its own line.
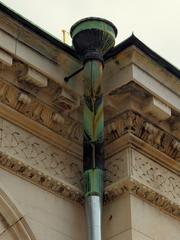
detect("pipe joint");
top-left (84, 169), bottom-right (104, 197)
top-left (83, 50), bottom-right (104, 65)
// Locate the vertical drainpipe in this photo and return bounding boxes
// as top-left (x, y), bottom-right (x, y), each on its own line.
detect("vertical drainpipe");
top-left (70, 18), bottom-right (117, 240)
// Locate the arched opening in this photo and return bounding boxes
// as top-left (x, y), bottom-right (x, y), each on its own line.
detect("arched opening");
top-left (0, 187), bottom-right (36, 240)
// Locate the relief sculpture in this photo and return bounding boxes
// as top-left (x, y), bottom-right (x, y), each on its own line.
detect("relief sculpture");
top-left (131, 150), bottom-right (180, 204)
top-left (0, 119), bottom-right (83, 188)
top-left (105, 111), bottom-right (180, 161)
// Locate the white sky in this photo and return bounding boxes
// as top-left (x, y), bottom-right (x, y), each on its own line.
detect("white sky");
top-left (1, 0), bottom-right (180, 68)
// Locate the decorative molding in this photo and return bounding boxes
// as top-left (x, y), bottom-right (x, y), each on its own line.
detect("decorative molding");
top-left (105, 111), bottom-right (180, 161)
top-left (0, 151), bottom-right (83, 204)
top-left (104, 179), bottom-right (180, 220)
top-left (105, 148), bottom-right (180, 205)
top-left (104, 148), bottom-right (180, 219)
top-left (1, 57), bottom-right (81, 112)
top-left (0, 101), bottom-right (82, 159)
top-left (0, 118), bottom-right (83, 188)
top-left (132, 47), bottom-right (180, 96)
top-left (131, 150), bottom-right (180, 205)
top-left (0, 79), bottom-right (83, 145)
top-left (0, 73), bottom-right (179, 162)
top-left (0, 132), bottom-right (179, 216)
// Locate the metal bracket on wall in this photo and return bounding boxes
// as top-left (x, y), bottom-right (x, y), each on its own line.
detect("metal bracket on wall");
top-left (64, 66), bottom-right (84, 82)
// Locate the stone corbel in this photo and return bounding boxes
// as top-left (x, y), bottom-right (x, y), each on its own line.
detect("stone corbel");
top-left (143, 96), bottom-right (171, 121)
top-left (0, 49), bottom-right (12, 67)
top-left (17, 64), bottom-right (48, 88)
top-left (53, 88), bottom-right (80, 112)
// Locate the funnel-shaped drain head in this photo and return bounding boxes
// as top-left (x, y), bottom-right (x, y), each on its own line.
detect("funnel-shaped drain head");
top-left (70, 17), bottom-right (117, 62)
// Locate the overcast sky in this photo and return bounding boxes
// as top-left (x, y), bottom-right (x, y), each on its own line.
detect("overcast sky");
top-left (1, 0), bottom-right (180, 68)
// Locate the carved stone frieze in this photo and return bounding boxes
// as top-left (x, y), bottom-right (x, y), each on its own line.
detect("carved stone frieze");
top-left (105, 111), bottom-right (180, 161)
top-left (0, 80), bottom-right (83, 144)
top-left (1, 145), bottom-right (179, 217)
top-left (0, 151), bottom-right (83, 204)
top-left (105, 148), bottom-right (180, 205)
top-left (0, 117), bottom-right (179, 217)
top-left (104, 147), bottom-right (180, 219)
top-left (0, 118), bottom-right (83, 188)
top-left (131, 150), bottom-right (180, 205)
top-left (0, 74), bottom-right (179, 159)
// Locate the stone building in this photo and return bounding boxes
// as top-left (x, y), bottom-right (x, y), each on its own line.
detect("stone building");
top-left (0, 2), bottom-right (179, 240)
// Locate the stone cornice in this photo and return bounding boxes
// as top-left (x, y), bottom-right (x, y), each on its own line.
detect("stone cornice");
top-left (0, 24), bottom-right (84, 97)
top-left (105, 111), bottom-right (180, 165)
top-left (104, 147), bottom-right (180, 220)
top-left (0, 11), bottom-right (80, 67)
top-left (106, 134), bottom-right (180, 174)
top-left (131, 46), bottom-right (180, 95)
top-left (0, 78), bottom-right (83, 157)
top-left (104, 179), bottom-right (180, 220)
top-left (0, 151), bottom-right (83, 204)
top-left (104, 55), bottom-right (179, 101)
top-left (0, 146), bottom-right (179, 220)
top-left (0, 75), bottom-right (179, 165)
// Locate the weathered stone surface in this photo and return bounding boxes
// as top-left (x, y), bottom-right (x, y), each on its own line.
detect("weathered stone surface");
top-left (0, 118), bottom-right (83, 189)
top-left (105, 148), bottom-right (180, 219)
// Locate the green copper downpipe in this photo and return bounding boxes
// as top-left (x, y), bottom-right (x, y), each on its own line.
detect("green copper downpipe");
top-left (70, 18), bottom-right (117, 240)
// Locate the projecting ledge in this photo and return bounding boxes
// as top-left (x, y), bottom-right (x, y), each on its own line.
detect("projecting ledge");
top-left (104, 147), bottom-right (180, 220)
top-left (132, 64), bottom-right (180, 112)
